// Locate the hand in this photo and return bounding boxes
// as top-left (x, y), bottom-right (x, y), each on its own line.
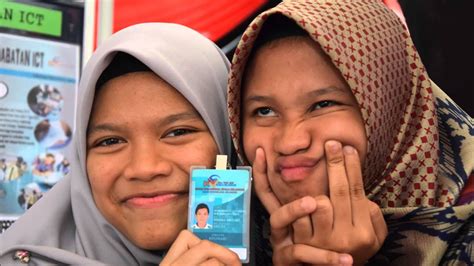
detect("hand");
top-left (160, 230), bottom-right (241, 266)
top-left (253, 141), bottom-right (387, 265)
top-left (296, 141), bottom-right (386, 265)
top-left (253, 147), bottom-right (353, 266)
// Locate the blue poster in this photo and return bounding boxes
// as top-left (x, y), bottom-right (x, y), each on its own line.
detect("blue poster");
top-left (188, 168), bottom-right (251, 262)
top-left (0, 33), bottom-right (79, 220)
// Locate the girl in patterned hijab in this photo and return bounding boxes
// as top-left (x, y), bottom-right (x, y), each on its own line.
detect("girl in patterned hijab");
top-left (227, 0), bottom-right (473, 265)
top-left (1, 23), bottom-right (240, 265)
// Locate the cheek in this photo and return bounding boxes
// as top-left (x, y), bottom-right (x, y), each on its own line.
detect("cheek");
top-left (86, 160), bottom-right (110, 210)
top-left (178, 134), bottom-right (218, 168)
top-left (319, 114), bottom-right (367, 159)
top-left (86, 155), bottom-right (110, 193)
top-left (242, 125), bottom-right (269, 163)
top-left (344, 115), bottom-right (367, 158)
top-left (86, 153), bottom-right (122, 203)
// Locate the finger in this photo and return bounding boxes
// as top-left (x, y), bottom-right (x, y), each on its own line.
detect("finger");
top-left (325, 140), bottom-right (352, 228)
top-left (269, 197), bottom-right (317, 243)
top-left (311, 195), bottom-right (334, 239)
top-left (368, 200), bottom-right (388, 246)
top-left (273, 244), bottom-right (353, 266)
top-left (343, 145), bottom-right (370, 226)
top-left (160, 230), bottom-right (200, 265)
top-left (198, 258), bottom-right (224, 266)
top-left (253, 147), bottom-right (281, 214)
top-left (292, 215), bottom-right (314, 244)
top-left (173, 239), bottom-right (240, 266)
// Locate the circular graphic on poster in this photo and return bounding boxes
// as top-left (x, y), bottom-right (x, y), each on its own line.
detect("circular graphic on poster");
top-left (27, 84), bottom-right (63, 117)
top-left (0, 81), bottom-right (9, 99)
top-left (32, 152), bottom-right (70, 187)
top-left (34, 119), bottom-right (72, 149)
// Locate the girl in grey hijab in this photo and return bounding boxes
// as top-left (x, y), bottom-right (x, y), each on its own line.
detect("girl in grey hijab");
top-left (0, 23), bottom-right (239, 265)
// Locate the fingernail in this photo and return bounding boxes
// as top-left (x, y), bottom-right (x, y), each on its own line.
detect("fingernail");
top-left (339, 254), bottom-right (353, 264)
top-left (300, 196), bottom-right (316, 212)
top-left (343, 146), bottom-right (355, 155)
top-left (326, 140), bottom-right (341, 153)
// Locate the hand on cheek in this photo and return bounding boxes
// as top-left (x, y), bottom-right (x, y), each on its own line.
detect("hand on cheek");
top-left (253, 147), bottom-right (354, 266)
top-left (289, 140), bottom-right (387, 265)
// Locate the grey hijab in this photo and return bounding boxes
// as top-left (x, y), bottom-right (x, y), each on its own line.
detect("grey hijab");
top-left (0, 23), bottom-right (231, 265)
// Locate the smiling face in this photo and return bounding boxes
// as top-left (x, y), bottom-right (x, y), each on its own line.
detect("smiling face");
top-left (86, 71), bottom-right (218, 250)
top-left (242, 37), bottom-right (367, 204)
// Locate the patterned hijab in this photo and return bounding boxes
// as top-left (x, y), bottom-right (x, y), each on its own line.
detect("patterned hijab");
top-left (227, 0), bottom-right (473, 264)
top-left (0, 23), bottom-right (231, 265)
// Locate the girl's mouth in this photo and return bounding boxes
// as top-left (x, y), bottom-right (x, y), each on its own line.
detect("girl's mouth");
top-left (124, 192), bottom-right (187, 208)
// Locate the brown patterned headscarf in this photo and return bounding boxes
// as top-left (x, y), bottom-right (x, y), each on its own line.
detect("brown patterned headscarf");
top-left (229, 0), bottom-right (449, 208)
top-left (227, 0), bottom-right (473, 264)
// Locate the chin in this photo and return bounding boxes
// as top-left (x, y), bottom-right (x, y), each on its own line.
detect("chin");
top-left (275, 184), bottom-right (328, 205)
top-left (132, 228), bottom-right (181, 250)
top-left (126, 220), bottom-right (186, 250)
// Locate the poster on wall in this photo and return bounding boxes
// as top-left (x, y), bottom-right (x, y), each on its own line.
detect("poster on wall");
top-left (0, 1), bottom-right (83, 224)
top-left (0, 33), bottom-right (80, 220)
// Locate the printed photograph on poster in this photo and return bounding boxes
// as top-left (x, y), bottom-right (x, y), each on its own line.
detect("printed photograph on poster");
top-left (34, 119), bottom-right (72, 149)
top-left (27, 84), bottom-right (64, 118)
top-left (31, 152), bottom-right (70, 187)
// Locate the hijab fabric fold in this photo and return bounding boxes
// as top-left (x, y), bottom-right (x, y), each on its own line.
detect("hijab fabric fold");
top-left (1, 23), bottom-right (231, 265)
top-left (227, 1), bottom-right (474, 264)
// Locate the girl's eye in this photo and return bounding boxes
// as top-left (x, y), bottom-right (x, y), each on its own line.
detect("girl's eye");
top-left (255, 107), bottom-right (276, 117)
top-left (165, 128), bottom-right (195, 137)
top-left (310, 100), bottom-right (338, 111)
top-left (96, 137), bottom-right (124, 147)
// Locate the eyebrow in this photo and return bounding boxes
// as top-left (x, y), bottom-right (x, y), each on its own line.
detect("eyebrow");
top-left (160, 112), bottom-right (201, 125)
top-left (244, 86), bottom-right (348, 104)
top-left (244, 95), bottom-right (271, 104)
top-left (305, 87), bottom-right (348, 98)
top-left (87, 111), bottom-right (201, 135)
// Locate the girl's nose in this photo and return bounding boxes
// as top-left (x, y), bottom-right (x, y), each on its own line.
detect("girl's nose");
top-left (123, 139), bottom-right (172, 181)
top-left (274, 122), bottom-right (311, 155)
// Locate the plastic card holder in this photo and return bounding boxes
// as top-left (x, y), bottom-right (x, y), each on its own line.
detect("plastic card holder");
top-left (188, 164), bottom-right (251, 263)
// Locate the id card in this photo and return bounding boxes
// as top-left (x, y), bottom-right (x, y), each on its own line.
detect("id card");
top-left (188, 165), bottom-right (251, 263)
